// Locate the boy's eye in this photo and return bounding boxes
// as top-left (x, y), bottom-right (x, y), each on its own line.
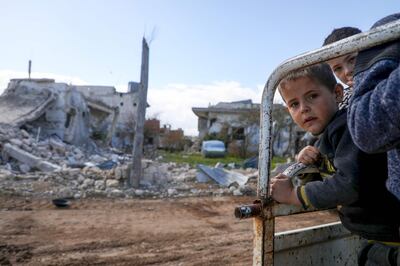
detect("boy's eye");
top-left (310, 93), bottom-right (317, 99)
top-left (348, 56), bottom-right (356, 64)
top-left (289, 102), bottom-right (299, 108)
top-left (334, 67), bottom-right (342, 73)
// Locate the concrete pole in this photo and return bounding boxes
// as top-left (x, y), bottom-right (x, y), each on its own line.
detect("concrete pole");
top-left (129, 38), bottom-right (149, 188)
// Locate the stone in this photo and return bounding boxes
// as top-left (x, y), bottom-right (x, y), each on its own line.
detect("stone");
top-left (22, 138), bottom-right (32, 146)
top-left (109, 189), bottom-right (124, 198)
top-left (58, 187), bottom-right (74, 198)
top-left (49, 138), bottom-right (66, 154)
top-left (135, 189), bottom-right (144, 196)
top-left (77, 175), bottom-right (85, 184)
top-left (20, 129), bottom-right (30, 138)
top-left (10, 139), bottom-right (23, 147)
top-left (83, 178), bottom-right (95, 187)
top-left (215, 162), bottom-right (225, 168)
top-left (233, 189), bottom-right (243, 196)
top-left (94, 180), bottom-right (105, 190)
top-left (167, 188), bottom-right (178, 196)
top-left (19, 164), bottom-right (31, 173)
top-left (106, 179), bottom-right (119, 188)
top-left (114, 166), bottom-right (124, 180)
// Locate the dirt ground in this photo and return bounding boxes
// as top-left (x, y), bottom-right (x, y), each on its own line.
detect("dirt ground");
top-left (0, 195), bottom-right (338, 266)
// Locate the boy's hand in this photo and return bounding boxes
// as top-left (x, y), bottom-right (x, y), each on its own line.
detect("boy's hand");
top-left (297, 145), bottom-right (320, 165)
top-left (270, 174), bottom-right (301, 205)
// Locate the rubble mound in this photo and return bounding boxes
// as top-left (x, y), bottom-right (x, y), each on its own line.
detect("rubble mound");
top-left (0, 126), bottom-right (257, 200)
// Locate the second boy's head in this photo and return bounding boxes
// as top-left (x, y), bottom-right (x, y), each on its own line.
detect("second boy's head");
top-left (279, 63), bottom-right (343, 135)
top-left (323, 27), bottom-right (361, 87)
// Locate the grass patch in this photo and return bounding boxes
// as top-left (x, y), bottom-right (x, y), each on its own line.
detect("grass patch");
top-left (158, 150), bottom-right (286, 169)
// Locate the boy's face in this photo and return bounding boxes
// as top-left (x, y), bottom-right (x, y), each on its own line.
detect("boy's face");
top-left (280, 77), bottom-right (342, 135)
top-left (326, 52), bottom-right (357, 87)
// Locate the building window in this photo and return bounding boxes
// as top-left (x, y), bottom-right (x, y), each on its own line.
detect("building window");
top-left (210, 118), bottom-right (217, 127)
top-left (232, 127), bottom-right (245, 140)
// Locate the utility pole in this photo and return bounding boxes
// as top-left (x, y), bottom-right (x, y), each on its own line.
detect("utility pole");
top-left (129, 38), bottom-right (149, 188)
top-left (28, 60), bottom-right (32, 79)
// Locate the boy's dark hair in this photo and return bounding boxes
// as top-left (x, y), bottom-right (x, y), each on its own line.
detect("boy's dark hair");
top-left (323, 27), bottom-right (362, 46)
top-left (279, 63), bottom-right (337, 94)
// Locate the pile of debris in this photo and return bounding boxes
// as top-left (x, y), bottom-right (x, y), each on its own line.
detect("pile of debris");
top-left (0, 124), bottom-right (257, 199)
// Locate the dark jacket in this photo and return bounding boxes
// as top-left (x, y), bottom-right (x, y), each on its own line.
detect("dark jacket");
top-left (304, 109), bottom-right (400, 241)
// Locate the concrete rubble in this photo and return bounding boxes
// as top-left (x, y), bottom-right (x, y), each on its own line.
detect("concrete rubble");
top-left (0, 123), bottom-right (258, 199)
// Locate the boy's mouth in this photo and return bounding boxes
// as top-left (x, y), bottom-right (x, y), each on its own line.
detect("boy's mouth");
top-left (303, 117), bottom-right (317, 125)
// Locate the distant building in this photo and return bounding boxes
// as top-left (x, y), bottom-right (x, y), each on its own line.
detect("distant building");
top-left (192, 99), bottom-right (304, 157)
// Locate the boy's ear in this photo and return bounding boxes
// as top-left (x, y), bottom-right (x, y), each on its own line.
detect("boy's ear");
top-left (334, 84), bottom-right (344, 103)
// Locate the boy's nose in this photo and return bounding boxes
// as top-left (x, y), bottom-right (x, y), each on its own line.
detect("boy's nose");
top-left (344, 65), bottom-right (353, 77)
top-left (300, 103), bottom-right (310, 113)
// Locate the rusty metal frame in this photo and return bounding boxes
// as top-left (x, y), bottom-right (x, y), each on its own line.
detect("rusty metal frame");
top-left (255, 19), bottom-right (400, 266)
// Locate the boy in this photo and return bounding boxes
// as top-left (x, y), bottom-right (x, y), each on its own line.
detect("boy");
top-left (270, 63), bottom-right (400, 247)
top-left (323, 27), bottom-right (361, 109)
top-left (348, 14), bottom-right (400, 265)
top-left (348, 13), bottom-right (400, 201)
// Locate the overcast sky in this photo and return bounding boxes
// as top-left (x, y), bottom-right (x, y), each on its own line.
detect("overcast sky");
top-left (0, 1), bottom-right (398, 135)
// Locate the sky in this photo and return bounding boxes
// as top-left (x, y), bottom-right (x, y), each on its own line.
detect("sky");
top-left (0, 1), bottom-right (398, 135)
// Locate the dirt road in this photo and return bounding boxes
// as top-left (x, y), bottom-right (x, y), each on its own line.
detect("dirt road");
top-left (0, 195), bottom-right (338, 265)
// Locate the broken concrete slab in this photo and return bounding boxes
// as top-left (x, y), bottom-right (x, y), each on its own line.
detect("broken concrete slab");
top-left (3, 143), bottom-right (60, 172)
top-left (0, 81), bottom-right (56, 127)
top-left (196, 164), bottom-right (248, 187)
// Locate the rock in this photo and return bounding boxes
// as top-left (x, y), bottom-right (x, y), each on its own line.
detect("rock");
top-left (135, 189), bottom-right (144, 196)
top-left (215, 162), bottom-right (225, 168)
top-left (10, 139), bottom-right (23, 147)
top-left (58, 187), bottom-right (74, 198)
top-left (19, 164), bottom-right (31, 173)
top-left (22, 138), bottom-right (32, 146)
top-left (114, 166), bottom-right (125, 180)
top-left (89, 154), bottom-right (106, 163)
top-left (20, 129), bottom-right (30, 138)
top-left (106, 179), bottom-right (119, 188)
top-left (49, 138), bottom-right (66, 154)
top-left (167, 188), bottom-right (178, 196)
top-left (21, 144), bottom-right (33, 152)
top-left (83, 178), bottom-right (95, 187)
top-left (229, 185), bottom-right (237, 192)
top-left (94, 180), bottom-right (105, 190)
top-left (233, 189), bottom-right (243, 196)
top-left (77, 175), bottom-right (85, 184)
top-left (109, 189), bottom-right (124, 198)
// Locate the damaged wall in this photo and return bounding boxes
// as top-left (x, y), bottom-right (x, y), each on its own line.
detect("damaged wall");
top-left (0, 79), bottom-right (91, 146)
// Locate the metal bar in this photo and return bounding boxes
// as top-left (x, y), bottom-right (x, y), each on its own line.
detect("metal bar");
top-left (255, 20), bottom-right (400, 266)
top-left (274, 222), bottom-right (362, 265)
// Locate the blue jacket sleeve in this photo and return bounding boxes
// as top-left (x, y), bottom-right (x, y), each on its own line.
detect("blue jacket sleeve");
top-left (348, 60), bottom-right (400, 153)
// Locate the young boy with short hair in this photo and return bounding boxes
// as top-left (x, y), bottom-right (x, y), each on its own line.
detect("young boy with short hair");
top-left (270, 63), bottom-right (400, 247)
top-left (323, 27), bottom-right (361, 109)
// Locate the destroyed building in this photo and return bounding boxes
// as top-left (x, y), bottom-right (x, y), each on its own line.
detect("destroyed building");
top-left (0, 78), bottom-right (145, 151)
top-left (192, 99), bottom-right (304, 157)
